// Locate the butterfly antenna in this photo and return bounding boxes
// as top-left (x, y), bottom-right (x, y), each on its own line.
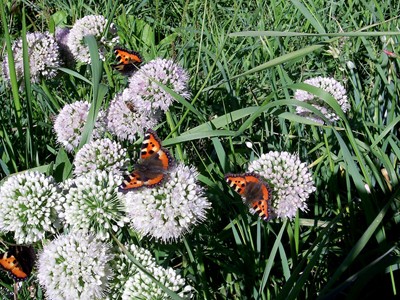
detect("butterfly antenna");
top-left (245, 140), bottom-right (261, 158)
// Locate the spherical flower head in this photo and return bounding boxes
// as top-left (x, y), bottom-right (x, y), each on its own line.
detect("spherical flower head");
top-left (0, 171), bottom-right (62, 244)
top-left (122, 58), bottom-right (190, 114)
top-left (2, 32), bottom-right (60, 84)
top-left (55, 27), bottom-right (75, 67)
top-left (248, 151), bottom-right (316, 220)
top-left (73, 138), bottom-right (128, 176)
top-left (37, 231), bottom-right (113, 300)
top-left (106, 93), bottom-right (159, 142)
top-left (54, 100), bottom-right (106, 152)
top-left (67, 15), bottom-right (116, 64)
top-left (60, 170), bottom-right (128, 239)
top-left (294, 76), bottom-right (350, 124)
top-left (123, 163), bottom-right (210, 243)
top-left (108, 244), bottom-right (192, 300)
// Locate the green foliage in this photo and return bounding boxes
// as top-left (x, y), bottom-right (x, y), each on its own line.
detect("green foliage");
top-left (0, 0), bottom-right (399, 299)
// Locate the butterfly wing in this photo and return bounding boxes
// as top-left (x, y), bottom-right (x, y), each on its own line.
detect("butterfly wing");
top-left (119, 129), bottom-right (173, 190)
top-left (245, 179), bottom-right (272, 222)
top-left (120, 170), bottom-right (146, 189)
top-left (225, 173), bottom-right (248, 195)
top-left (225, 173), bottom-right (273, 222)
top-left (0, 246), bottom-right (35, 281)
top-left (140, 129), bottom-right (171, 169)
top-left (112, 48), bottom-right (142, 75)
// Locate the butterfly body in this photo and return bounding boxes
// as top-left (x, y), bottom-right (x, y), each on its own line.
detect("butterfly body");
top-left (0, 246), bottom-right (36, 281)
top-left (225, 173), bottom-right (273, 221)
top-left (112, 47), bottom-right (143, 75)
top-left (119, 129), bottom-right (173, 190)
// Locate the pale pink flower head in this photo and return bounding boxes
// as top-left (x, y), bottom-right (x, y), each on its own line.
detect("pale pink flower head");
top-left (53, 100), bottom-right (105, 152)
top-left (123, 163), bottom-right (210, 243)
top-left (122, 58), bottom-right (190, 114)
top-left (67, 15), bottom-right (117, 64)
top-left (294, 76), bottom-right (349, 124)
top-left (2, 32), bottom-right (60, 84)
top-left (106, 93), bottom-right (159, 142)
top-left (248, 151), bottom-right (316, 220)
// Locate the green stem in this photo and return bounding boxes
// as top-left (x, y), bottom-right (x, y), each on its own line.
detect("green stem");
top-left (166, 110), bottom-right (184, 161)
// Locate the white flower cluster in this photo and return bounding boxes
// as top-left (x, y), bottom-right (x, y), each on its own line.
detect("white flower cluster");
top-left (67, 15), bottom-right (116, 63)
top-left (122, 58), bottom-right (190, 113)
top-left (109, 244), bottom-right (192, 299)
top-left (53, 100), bottom-right (105, 152)
top-left (248, 151), bottom-right (316, 219)
top-left (0, 171), bottom-right (61, 243)
top-left (123, 164), bottom-right (210, 243)
top-left (60, 170), bottom-right (128, 239)
top-left (37, 232), bottom-right (113, 300)
top-left (294, 76), bottom-right (350, 124)
top-left (106, 93), bottom-right (159, 142)
top-left (73, 138), bottom-right (128, 176)
top-left (2, 31), bottom-right (60, 83)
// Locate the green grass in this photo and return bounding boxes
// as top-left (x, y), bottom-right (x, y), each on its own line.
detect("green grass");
top-left (1, 0), bottom-right (400, 299)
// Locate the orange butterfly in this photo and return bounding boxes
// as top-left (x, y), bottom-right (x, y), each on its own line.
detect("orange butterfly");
top-left (112, 47), bottom-right (143, 75)
top-left (119, 129), bottom-right (173, 190)
top-left (0, 245), bottom-right (36, 281)
top-left (225, 173), bottom-right (273, 221)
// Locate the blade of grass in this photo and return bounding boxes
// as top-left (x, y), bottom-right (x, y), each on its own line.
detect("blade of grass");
top-left (279, 112), bottom-right (325, 126)
top-left (333, 129), bottom-right (368, 191)
top-left (78, 35), bottom-right (107, 150)
top-left (183, 237), bottom-right (211, 299)
top-left (278, 215), bottom-right (340, 300)
top-left (318, 190), bottom-right (398, 296)
top-left (320, 245), bottom-right (399, 299)
top-left (0, 0), bottom-right (22, 135)
top-left (1, 129), bottom-right (18, 174)
top-left (58, 67), bottom-right (93, 85)
top-left (163, 129), bottom-right (236, 146)
top-left (146, 78), bottom-right (204, 121)
top-left (370, 115), bottom-right (400, 149)
top-left (237, 97), bottom-right (331, 135)
top-left (203, 44), bottom-right (324, 92)
top-left (290, 0), bottom-right (326, 34)
top-left (229, 30), bottom-right (400, 37)
top-left (258, 220), bottom-right (287, 298)
top-left (170, 0), bottom-right (244, 134)
top-left (22, 8), bottom-right (35, 167)
top-left (53, 148), bottom-right (73, 182)
top-left (184, 107), bottom-right (260, 134)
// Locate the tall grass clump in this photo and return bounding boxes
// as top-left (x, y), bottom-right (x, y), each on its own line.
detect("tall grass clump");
top-left (0, 0), bottom-right (399, 299)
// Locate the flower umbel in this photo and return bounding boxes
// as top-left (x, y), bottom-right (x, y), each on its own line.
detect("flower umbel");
top-left (0, 171), bottom-right (61, 244)
top-left (2, 32), bottom-right (60, 84)
top-left (108, 244), bottom-right (192, 299)
top-left (60, 171), bottom-right (127, 239)
top-left (37, 232), bottom-right (113, 300)
top-left (73, 138), bottom-right (128, 176)
top-left (294, 76), bottom-right (349, 124)
top-left (106, 93), bottom-right (159, 142)
top-left (53, 100), bottom-right (105, 152)
top-left (67, 15), bottom-right (117, 64)
top-left (123, 164), bottom-right (210, 243)
top-left (248, 151), bottom-right (316, 220)
top-left (122, 58), bottom-right (190, 113)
